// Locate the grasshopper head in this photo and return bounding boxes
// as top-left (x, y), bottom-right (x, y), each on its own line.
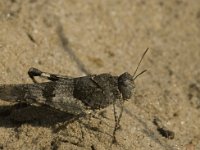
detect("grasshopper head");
top-left (118, 48), bottom-right (149, 100)
top-left (118, 72), bottom-right (134, 100)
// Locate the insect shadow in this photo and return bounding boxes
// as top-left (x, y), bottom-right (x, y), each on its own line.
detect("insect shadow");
top-left (0, 102), bottom-right (76, 127)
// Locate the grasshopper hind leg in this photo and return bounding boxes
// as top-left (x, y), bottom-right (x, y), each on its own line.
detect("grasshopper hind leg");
top-left (28, 67), bottom-right (70, 83)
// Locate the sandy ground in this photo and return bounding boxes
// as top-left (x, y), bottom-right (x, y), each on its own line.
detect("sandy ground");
top-left (0, 0), bottom-right (200, 149)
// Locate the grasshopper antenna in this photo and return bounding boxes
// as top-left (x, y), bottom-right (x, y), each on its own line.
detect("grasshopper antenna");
top-left (132, 48), bottom-right (149, 79)
top-left (133, 69), bottom-right (147, 80)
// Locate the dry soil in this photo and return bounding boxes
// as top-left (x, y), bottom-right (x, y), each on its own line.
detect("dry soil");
top-left (0, 0), bottom-right (200, 150)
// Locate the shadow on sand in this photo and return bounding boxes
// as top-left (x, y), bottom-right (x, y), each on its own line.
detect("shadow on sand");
top-left (0, 102), bottom-right (83, 131)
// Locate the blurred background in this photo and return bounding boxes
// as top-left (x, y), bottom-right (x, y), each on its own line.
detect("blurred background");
top-left (0, 0), bottom-right (200, 149)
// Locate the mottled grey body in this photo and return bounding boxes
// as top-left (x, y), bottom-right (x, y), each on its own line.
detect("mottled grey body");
top-left (0, 72), bottom-right (134, 115)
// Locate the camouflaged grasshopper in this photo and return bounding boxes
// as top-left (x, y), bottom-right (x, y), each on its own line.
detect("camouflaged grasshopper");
top-left (0, 48), bottom-right (148, 143)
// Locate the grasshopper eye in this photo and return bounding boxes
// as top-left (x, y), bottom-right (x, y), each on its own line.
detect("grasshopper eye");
top-left (118, 72), bottom-right (134, 100)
